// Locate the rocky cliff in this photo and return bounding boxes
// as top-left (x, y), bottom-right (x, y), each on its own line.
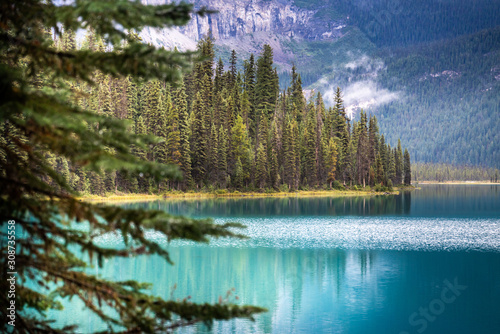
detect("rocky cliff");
top-left (140, 0), bottom-right (346, 65)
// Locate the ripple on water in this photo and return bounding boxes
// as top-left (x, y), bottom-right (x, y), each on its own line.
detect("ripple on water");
top-left (95, 217), bottom-right (500, 252)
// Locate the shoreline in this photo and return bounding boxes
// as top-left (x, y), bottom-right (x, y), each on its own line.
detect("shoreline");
top-left (416, 181), bottom-right (498, 185)
top-left (81, 189), bottom-right (403, 203)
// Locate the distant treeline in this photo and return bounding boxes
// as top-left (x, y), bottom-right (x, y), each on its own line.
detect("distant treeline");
top-left (336, 0), bottom-right (500, 47)
top-left (38, 31), bottom-right (411, 195)
top-left (412, 163), bottom-right (500, 182)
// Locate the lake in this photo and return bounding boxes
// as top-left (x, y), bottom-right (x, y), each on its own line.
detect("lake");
top-left (50, 185), bottom-right (500, 333)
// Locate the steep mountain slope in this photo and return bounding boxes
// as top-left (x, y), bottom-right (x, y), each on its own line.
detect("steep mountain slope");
top-left (140, 0), bottom-right (500, 168)
top-left (377, 28), bottom-right (500, 167)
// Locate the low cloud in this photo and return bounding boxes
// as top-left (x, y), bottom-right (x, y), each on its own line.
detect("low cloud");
top-left (344, 54), bottom-right (384, 73)
top-left (323, 80), bottom-right (400, 118)
top-left (319, 53), bottom-right (401, 118)
top-left (343, 80), bottom-right (399, 106)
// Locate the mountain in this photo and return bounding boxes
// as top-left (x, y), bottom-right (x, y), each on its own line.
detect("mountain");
top-left (140, 0), bottom-right (500, 168)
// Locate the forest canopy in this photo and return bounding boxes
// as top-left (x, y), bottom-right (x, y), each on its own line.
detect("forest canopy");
top-left (49, 32), bottom-right (412, 195)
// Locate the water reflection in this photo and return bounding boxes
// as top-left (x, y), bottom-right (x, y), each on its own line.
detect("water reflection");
top-left (125, 194), bottom-right (412, 218)
top-left (46, 185), bottom-right (500, 333)
top-left (50, 245), bottom-right (500, 334)
top-left (124, 184), bottom-right (500, 219)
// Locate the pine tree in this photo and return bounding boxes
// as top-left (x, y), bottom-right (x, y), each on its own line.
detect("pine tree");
top-left (374, 152), bottom-right (385, 185)
top-left (324, 137), bottom-right (338, 188)
top-left (255, 143), bottom-right (268, 189)
top-left (100, 75), bottom-right (113, 117)
top-left (255, 44), bottom-right (279, 118)
top-left (379, 135), bottom-right (388, 183)
top-left (199, 35), bottom-right (215, 82)
top-left (243, 54), bottom-right (257, 137)
top-left (404, 148), bottom-right (412, 185)
top-left (388, 145), bottom-right (396, 184)
top-left (332, 88), bottom-right (349, 184)
top-left (231, 115), bottom-right (251, 184)
top-left (190, 92), bottom-right (208, 185)
top-left (395, 139), bottom-right (404, 185)
top-left (368, 116), bottom-right (379, 181)
top-left (214, 57), bottom-right (225, 93)
top-left (356, 111), bottom-right (370, 187)
top-left (126, 75), bottom-right (139, 120)
top-left (234, 157), bottom-right (244, 189)
top-left (269, 121), bottom-right (280, 189)
top-left (135, 115), bottom-right (149, 193)
top-left (346, 134), bottom-right (357, 187)
top-left (229, 49), bottom-right (237, 89)
top-left (134, 116), bottom-right (148, 161)
top-left (283, 116), bottom-right (299, 190)
top-left (304, 100), bottom-right (318, 187)
top-left (153, 107), bottom-right (168, 165)
top-left (145, 80), bottom-right (163, 137)
top-left (290, 65), bottom-right (305, 122)
top-left (165, 91), bottom-right (181, 167)
top-left (218, 125), bottom-right (229, 187)
top-left (1, 2), bottom-right (265, 332)
top-left (175, 84), bottom-right (193, 188)
top-left (240, 90), bottom-right (251, 129)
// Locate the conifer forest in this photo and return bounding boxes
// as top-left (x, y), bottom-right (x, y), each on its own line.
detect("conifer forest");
top-left (2, 1), bottom-right (500, 334)
top-left (52, 32), bottom-right (411, 195)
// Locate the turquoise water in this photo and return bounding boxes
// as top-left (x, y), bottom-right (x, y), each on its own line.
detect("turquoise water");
top-left (50, 185), bottom-right (500, 333)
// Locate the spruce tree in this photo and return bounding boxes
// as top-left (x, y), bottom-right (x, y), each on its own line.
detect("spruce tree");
top-left (243, 54), bottom-right (257, 137)
top-left (332, 88), bottom-right (349, 184)
top-left (231, 115), bottom-right (251, 184)
top-left (190, 92), bottom-right (208, 184)
top-left (145, 80), bottom-right (163, 137)
top-left (269, 121), bottom-right (280, 189)
top-left (218, 125), bottom-right (229, 187)
top-left (1, 3), bottom-right (266, 332)
top-left (165, 91), bottom-right (181, 166)
top-left (304, 101), bottom-right (319, 187)
top-left (255, 44), bottom-right (279, 118)
top-left (229, 49), bottom-right (237, 89)
top-left (375, 152), bottom-right (385, 185)
top-left (290, 65), bottom-right (305, 122)
top-left (404, 148), bottom-right (412, 185)
top-left (387, 145), bottom-right (396, 185)
top-left (283, 116), bottom-right (300, 190)
top-left (234, 157), bottom-right (244, 189)
top-left (395, 139), bottom-right (404, 185)
top-left (175, 84), bottom-right (193, 188)
top-left (324, 137), bottom-right (339, 188)
top-left (214, 57), bottom-right (225, 93)
top-left (126, 76), bottom-right (139, 120)
top-left (356, 111), bottom-right (370, 187)
top-left (255, 143), bottom-right (268, 189)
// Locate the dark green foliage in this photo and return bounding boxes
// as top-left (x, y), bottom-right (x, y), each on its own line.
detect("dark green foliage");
top-left (337, 0), bottom-right (500, 47)
top-left (16, 27), bottom-right (414, 197)
top-left (395, 140), bottom-right (404, 185)
top-left (190, 92), bottom-right (207, 185)
top-left (0, 2), bottom-right (266, 333)
top-left (404, 149), bottom-right (412, 185)
top-left (255, 45), bottom-right (279, 118)
top-left (175, 83), bottom-right (193, 189)
top-left (255, 143), bottom-right (268, 189)
top-left (376, 27), bottom-right (500, 169)
top-left (412, 163), bottom-right (500, 182)
top-left (303, 101), bottom-right (318, 186)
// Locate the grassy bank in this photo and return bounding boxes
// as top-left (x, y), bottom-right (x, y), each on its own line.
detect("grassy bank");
top-left (81, 188), bottom-right (403, 203)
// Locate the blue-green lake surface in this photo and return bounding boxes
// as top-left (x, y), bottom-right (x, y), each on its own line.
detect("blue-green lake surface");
top-left (51, 185), bottom-right (500, 333)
